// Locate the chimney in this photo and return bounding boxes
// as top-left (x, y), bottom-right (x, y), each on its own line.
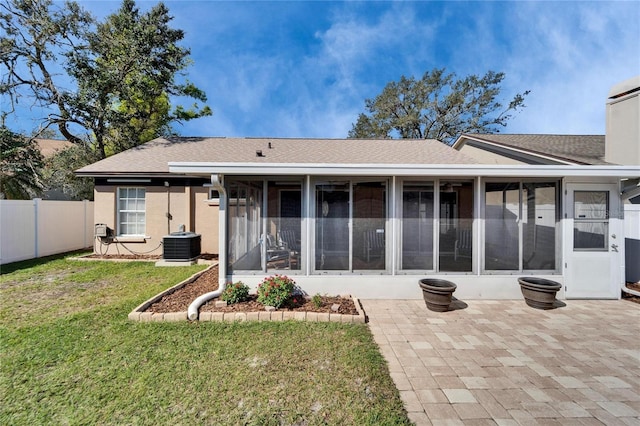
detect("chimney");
top-left (605, 75), bottom-right (640, 165)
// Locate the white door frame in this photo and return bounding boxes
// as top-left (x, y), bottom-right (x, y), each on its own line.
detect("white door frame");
top-left (564, 182), bottom-right (623, 299)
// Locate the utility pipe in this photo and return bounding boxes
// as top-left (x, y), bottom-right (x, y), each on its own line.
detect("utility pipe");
top-left (622, 286), bottom-right (640, 297)
top-left (188, 174), bottom-right (227, 320)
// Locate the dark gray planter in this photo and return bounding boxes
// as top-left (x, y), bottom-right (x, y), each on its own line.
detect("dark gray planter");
top-left (419, 279), bottom-right (457, 312)
top-left (518, 277), bottom-right (562, 310)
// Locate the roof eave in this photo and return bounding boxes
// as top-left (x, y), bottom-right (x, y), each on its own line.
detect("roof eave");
top-left (74, 171), bottom-right (188, 178)
top-left (168, 162), bottom-right (640, 179)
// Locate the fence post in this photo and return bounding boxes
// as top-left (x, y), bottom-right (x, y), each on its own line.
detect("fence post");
top-left (83, 199), bottom-right (88, 248)
top-left (33, 198), bottom-right (41, 259)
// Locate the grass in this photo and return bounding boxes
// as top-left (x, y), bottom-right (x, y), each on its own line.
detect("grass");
top-left (0, 253), bottom-right (410, 425)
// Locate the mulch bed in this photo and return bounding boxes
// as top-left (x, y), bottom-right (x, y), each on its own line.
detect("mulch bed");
top-left (145, 265), bottom-right (360, 315)
top-left (623, 282), bottom-right (640, 305)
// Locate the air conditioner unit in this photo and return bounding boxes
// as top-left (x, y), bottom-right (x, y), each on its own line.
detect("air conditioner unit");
top-left (162, 232), bottom-right (201, 261)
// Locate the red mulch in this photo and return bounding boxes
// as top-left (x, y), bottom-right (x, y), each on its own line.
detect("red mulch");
top-left (623, 282), bottom-right (640, 305)
top-left (145, 265), bottom-right (360, 315)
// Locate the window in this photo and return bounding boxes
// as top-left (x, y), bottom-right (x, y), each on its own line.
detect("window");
top-left (315, 180), bottom-right (387, 272)
top-left (439, 181), bottom-right (473, 272)
top-left (267, 182), bottom-right (302, 271)
top-left (118, 188), bottom-right (146, 236)
top-left (573, 191), bottom-right (608, 251)
top-left (484, 181), bottom-right (559, 272)
top-left (227, 180), bottom-right (263, 271)
top-left (402, 182), bottom-right (434, 270)
top-left (400, 180), bottom-right (473, 272)
top-left (227, 179), bottom-right (303, 272)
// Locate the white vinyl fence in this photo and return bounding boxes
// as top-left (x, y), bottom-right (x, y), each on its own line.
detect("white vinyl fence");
top-left (625, 204), bottom-right (640, 283)
top-left (0, 199), bottom-right (94, 265)
top-left (625, 204), bottom-right (640, 240)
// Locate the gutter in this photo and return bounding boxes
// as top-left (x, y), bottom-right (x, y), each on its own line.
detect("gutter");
top-left (169, 162), bottom-right (640, 179)
top-left (187, 174), bottom-right (227, 320)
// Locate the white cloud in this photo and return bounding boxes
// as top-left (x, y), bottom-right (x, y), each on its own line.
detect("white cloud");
top-left (9, 1), bottom-right (639, 140)
top-left (490, 2), bottom-right (640, 135)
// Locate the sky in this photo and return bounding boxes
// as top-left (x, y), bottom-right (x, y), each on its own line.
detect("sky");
top-left (4, 0), bottom-right (640, 140)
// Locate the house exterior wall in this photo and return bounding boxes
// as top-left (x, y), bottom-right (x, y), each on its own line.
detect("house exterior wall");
top-left (92, 184), bottom-right (219, 256)
top-left (458, 144), bottom-right (528, 165)
top-left (193, 187), bottom-right (219, 254)
top-left (606, 84), bottom-right (640, 165)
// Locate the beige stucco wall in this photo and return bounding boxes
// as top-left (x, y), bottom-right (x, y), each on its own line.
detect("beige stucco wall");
top-left (193, 187), bottom-right (219, 255)
top-left (458, 145), bottom-right (527, 165)
top-left (93, 185), bottom-right (219, 256)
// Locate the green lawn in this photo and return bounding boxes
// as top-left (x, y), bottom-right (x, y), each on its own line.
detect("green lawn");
top-left (0, 253), bottom-right (410, 425)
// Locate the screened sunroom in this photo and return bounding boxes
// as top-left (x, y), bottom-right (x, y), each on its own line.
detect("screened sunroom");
top-left (223, 175), bottom-right (562, 277)
top-left (166, 138), bottom-right (635, 300)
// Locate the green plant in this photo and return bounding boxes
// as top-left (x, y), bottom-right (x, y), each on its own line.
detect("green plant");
top-left (220, 281), bottom-right (250, 304)
top-left (312, 293), bottom-right (323, 309)
top-left (257, 274), bottom-right (295, 309)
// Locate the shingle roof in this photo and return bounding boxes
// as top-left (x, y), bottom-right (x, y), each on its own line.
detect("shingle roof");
top-left (76, 137), bottom-right (479, 176)
top-left (35, 139), bottom-right (74, 158)
top-left (458, 134), bottom-right (608, 165)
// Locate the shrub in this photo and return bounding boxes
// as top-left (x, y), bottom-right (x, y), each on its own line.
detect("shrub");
top-left (257, 275), bottom-right (296, 309)
top-left (220, 281), bottom-right (250, 304)
top-left (311, 293), bottom-right (323, 309)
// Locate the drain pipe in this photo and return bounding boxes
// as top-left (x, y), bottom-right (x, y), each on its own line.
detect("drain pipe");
top-left (188, 174), bottom-right (227, 320)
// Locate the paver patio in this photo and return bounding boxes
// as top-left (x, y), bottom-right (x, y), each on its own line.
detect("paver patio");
top-left (361, 299), bottom-right (640, 425)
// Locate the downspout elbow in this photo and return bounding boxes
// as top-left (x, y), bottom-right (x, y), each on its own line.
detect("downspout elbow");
top-left (187, 284), bottom-right (226, 320)
top-left (188, 174), bottom-right (227, 321)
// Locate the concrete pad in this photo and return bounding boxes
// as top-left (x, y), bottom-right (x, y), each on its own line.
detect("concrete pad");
top-left (155, 260), bottom-right (196, 267)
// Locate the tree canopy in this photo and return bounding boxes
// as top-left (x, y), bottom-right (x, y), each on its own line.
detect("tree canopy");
top-left (0, 126), bottom-right (43, 199)
top-left (349, 68), bottom-right (529, 144)
top-left (0, 0), bottom-right (212, 159)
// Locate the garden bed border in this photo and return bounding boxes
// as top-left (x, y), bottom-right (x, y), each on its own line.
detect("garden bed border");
top-left (127, 263), bottom-right (367, 323)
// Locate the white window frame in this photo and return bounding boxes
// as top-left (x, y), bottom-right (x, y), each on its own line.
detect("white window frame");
top-left (117, 187), bottom-right (146, 236)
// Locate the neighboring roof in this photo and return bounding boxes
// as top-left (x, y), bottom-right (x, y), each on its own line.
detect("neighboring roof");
top-left (76, 137), bottom-right (479, 176)
top-left (35, 139), bottom-right (74, 158)
top-left (452, 134), bottom-right (608, 165)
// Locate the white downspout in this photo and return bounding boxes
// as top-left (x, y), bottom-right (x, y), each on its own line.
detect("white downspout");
top-left (188, 174), bottom-right (227, 320)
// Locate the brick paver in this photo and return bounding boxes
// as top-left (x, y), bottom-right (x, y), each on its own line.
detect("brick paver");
top-left (362, 299), bottom-right (640, 425)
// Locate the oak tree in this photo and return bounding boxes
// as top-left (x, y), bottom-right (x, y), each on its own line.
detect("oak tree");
top-left (349, 68), bottom-right (529, 144)
top-left (1, 0), bottom-right (211, 159)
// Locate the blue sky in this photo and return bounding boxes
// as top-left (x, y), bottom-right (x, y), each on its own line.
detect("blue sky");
top-left (5, 0), bottom-right (640, 139)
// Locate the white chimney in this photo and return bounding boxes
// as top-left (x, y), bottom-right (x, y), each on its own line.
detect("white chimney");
top-left (605, 75), bottom-right (640, 165)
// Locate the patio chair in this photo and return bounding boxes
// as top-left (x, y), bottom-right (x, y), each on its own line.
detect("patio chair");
top-left (266, 234), bottom-right (292, 268)
top-left (364, 229), bottom-right (385, 263)
top-left (454, 228), bottom-right (472, 261)
top-left (277, 229), bottom-right (300, 268)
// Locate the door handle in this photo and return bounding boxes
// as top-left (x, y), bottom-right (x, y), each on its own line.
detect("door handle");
top-left (611, 243), bottom-right (618, 252)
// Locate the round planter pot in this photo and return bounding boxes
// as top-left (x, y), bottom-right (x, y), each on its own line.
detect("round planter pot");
top-left (518, 277), bottom-right (562, 310)
top-left (419, 278), bottom-right (457, 312)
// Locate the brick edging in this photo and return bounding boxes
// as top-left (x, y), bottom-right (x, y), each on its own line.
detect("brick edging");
top-left (127, 263), bottom-right (218, 321)
top-left (129, 288), bottom-right (367, 324)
